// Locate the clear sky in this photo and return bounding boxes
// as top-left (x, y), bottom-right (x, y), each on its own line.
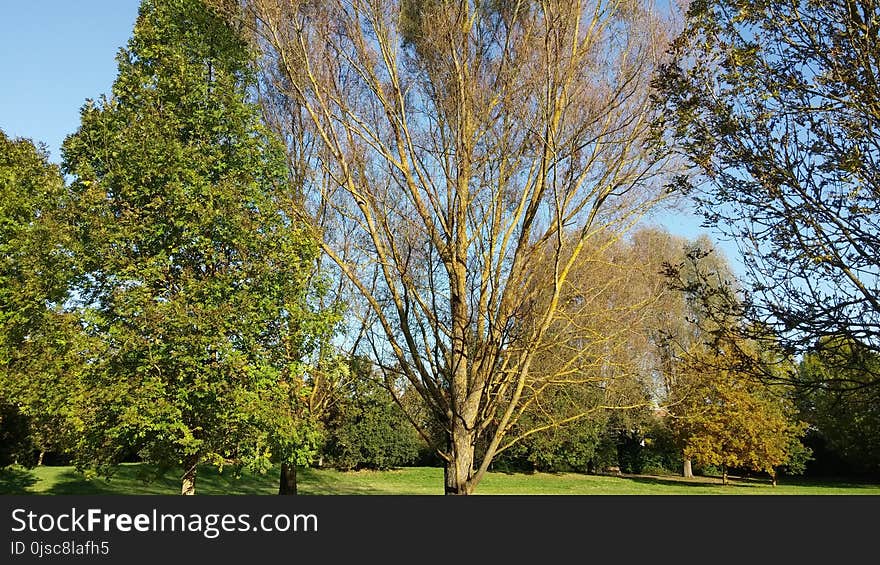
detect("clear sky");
top-left (0, 1), bottom-right (141, 163)
top-left (0, 0), bottom-right (744, 275)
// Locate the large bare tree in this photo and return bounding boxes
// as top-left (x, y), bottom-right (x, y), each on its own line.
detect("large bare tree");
top-left (231, 0), bottom-right (675, 494)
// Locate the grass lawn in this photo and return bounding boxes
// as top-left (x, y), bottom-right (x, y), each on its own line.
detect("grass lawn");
top-left (2, 464), bottom-right (879, 495)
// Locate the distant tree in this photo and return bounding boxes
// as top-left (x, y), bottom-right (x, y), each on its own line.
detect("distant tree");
top-left (0, 130), bottom-right (81, 467)
top-left (501, 226), bottom-right (741, 477)
top-left (655, 0), bottom-right (880, 374)
top-left (656, 232), bottom-right (743, 476)
top-left (672, 339), bottom-right (809, 485)
top-left (637, 414), bottom-right (684, 476)
top-left (62, 0), bottom-right (334, 494)
top-left (321, 358), bottom-right (424, 471)
top-left (495, 229), bottom-right (668, 474)
top-left (494, 383), bottom-right (610, 473)
top-left (796, 337), bottom-right (880, 474)
top-left (660, 237), bottom-right (811, 484)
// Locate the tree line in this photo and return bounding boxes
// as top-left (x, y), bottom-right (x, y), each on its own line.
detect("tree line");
top-left (1, 0), bottom-right (878, 495)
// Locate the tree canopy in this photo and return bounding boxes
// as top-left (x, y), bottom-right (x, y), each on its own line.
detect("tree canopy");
top-left (655, 0), bottom-right (880, 374)
top-left (61, 0), bottom-right (335, 494)
top-left (0, 130), bottom-right (81, 466)
top-left (796, 336), bottom-right (880, 473)
top-left (671, 339), bottom-right (809, 484)
top-left (232, 0), bottom-right (676, 495)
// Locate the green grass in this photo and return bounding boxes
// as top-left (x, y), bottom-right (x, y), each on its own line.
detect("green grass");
top-left (1, 464), bottom-right (878, 495)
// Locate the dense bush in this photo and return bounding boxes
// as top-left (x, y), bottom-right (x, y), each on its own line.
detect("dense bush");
top-left (321, 371), bottom-right (425, 471)
top-left (635, 418), bottom-right (685, 476)
top-left (0, 403), bottom-right (35, 467)
top-left (495, 417), bottom-right (608, 473)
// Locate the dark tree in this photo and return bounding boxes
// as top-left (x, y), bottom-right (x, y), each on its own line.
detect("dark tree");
top-left (796, 336), bottom-right (880, 474)
top-left (320, 358), bottom-right (424, 471)
top-left (655, 0), bottom-right (880, 377)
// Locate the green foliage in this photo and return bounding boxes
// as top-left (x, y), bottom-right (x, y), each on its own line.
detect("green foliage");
top-left (780, 435), bottom-right (812, 477)
top-left (637, 417), bottom-right (684, 475)
top-left (0, 403), bottom-right (34, 467)
top-left (321, 359), bottom-right (423, 471)
top-left (0, 132), bottom-right (69, 336)
top-left (654, 0), bottom-right (880, 359)
top-left (614, 429), bottom-right (646, 474)
top-left (494, 384), bottom-right (609, 473)
top-left (61, 0), bottom-right (334, 483)
top-left (0, 130), bottom-right (82, 464)
top-left (795, 338), bottom-right (880, 474)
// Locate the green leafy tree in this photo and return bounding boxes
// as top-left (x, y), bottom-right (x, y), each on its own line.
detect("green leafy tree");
top-left (62, 0), bottom-right (333, 494)
top-left (655, 0), bottom-right (880, 369)
top-left (320, 358), bottom-right (424, 471)
top-left (491, 383), bottom-right (610, 474)
top-left (0, 131), bottom-right (82, 466)
top-left (796, 337), bottom-right (880, 474)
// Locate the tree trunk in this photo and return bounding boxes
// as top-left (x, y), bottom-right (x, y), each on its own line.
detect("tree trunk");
top-left (444, 428), bottom-right (476, 495)
top-left (444, 458), bottom-right (473, 495)
top-left (181, 456), bottom-right (198, 495)
top-left (37, 450), bottom-right (45, 467)
top-left (682, 457), bottom-right (693, 478)
top-left (278, 462), bottom-right (297, 495)
top-left (721, 466), bottom-right (728, 486)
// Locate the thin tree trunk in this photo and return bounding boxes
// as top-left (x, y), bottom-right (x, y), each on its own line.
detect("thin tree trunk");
top-left (721, 466), bottom-right (728, 486)
top-left (181, 455), bottom-right (198, 495)
top-left (37, 450), bottom-right (45, 467)
top-left (279, 462), bottom-right (297, 495)
top-left (682, 457), bottom-right (693, 478)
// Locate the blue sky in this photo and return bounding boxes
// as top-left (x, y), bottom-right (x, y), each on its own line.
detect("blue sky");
top-left (0, 0), bottom-right (743, 275)
top-left (0, 1), bottom-right (140, 162)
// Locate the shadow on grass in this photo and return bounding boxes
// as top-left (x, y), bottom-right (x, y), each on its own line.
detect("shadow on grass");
top-left (615, 474), bottom-right (767, 491)
top-left (40, 464), bottom-right (279, 495)
top-left (0, 466), bottom-right (38, 494)
top-left (196, 467), bottom-right (278, 495)
top-left (297, 467), bottom-right (387, 495)
top-left (769, 476), bottom-right (880, 490)
top-left (45, 466), bottom-right (179, 495)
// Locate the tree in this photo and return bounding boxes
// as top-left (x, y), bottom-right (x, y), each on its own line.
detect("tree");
top-left (0, 130), bottom-right (82, 467)
top-left (796, 337), bottom-right (880, 474)
top-left (671, 339), bottom-right (809, 485)
top-left (496, 226), bottom-right (701, 474)
top-left (232, 0), bottom-right (675, 494)
top-left (655, 0), bottom-right (880, 375)
top-left (493, 379), bottom-right (610, 473)
top-left (62, 0), bottom-right (333, 494)
top-left (653, 230), bottom-right (743, 476)
top-left (320, 357), bottom-right (424, 471)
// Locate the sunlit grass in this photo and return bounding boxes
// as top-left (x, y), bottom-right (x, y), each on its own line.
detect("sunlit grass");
top-left (2, 464), bottom-right (878, 495)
